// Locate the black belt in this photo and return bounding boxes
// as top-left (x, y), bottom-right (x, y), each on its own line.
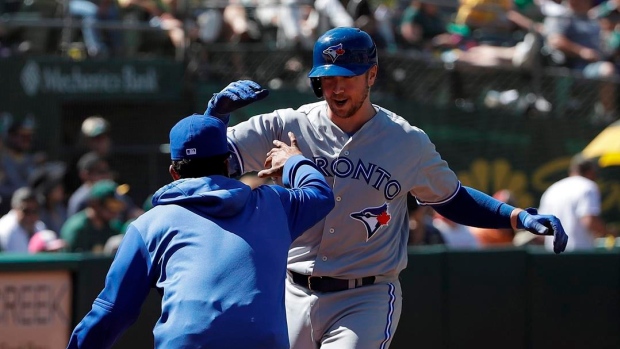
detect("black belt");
top-left (290, 271), bottom-right (375, 293)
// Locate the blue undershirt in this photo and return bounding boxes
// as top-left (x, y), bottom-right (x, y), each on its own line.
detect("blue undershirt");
top-left (432, 185), bottom-right (515, 229)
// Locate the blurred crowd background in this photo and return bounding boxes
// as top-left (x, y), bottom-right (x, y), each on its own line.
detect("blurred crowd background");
top-left (4, 0), bottom-right (620, 122)
top-left (1, 0), bottom-right (620, 255)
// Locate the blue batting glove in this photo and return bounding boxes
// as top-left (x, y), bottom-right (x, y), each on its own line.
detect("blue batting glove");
top-left (517, 207), bottom-right (568, 254)
top-left (205, 80), bottom-right (269, 118)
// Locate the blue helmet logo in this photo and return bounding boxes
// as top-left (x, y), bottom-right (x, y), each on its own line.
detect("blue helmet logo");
top-left (323, 43), bottom-right (346, 63)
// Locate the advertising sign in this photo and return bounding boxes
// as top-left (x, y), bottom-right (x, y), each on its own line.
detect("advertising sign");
top-left (0, 270), bottom-right (72, 349)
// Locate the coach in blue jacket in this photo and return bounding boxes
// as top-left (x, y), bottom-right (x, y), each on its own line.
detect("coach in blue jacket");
top-left (67, 113), bottom-right (335, 348)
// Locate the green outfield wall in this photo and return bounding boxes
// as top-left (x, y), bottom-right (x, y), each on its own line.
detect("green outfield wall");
top-left (1, 249), bottom-right (618, 349)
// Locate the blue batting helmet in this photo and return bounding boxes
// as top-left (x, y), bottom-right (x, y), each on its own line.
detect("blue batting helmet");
top-left (308, 27), bottom-right (378, 98)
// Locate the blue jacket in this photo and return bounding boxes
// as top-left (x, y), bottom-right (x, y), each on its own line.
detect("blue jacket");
top-left (67, 155), bottom-right (334, 349)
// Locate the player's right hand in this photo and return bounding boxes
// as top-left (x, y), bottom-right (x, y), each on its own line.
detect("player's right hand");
top-left (258, 132), bottom-right (302, 178)
top-left (204, 80), bottom-right (269, 117)
top-left (517, 208), bottom-right (568, 254)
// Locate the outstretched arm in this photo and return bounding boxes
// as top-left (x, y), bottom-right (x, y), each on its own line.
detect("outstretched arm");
top-left (261, 132), bottom-right (335, 240)
top-left (203, 80), bottom-right (271, 177)
top-left (204, 80), bottom-right (269, 124)
top-left (67, 228), bottom-right (152, 348)
top-left (432, 185), bottom-right (568, 254)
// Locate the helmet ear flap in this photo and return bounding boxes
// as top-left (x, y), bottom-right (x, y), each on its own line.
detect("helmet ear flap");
top-left (311, 78), bottom-right (323, 98)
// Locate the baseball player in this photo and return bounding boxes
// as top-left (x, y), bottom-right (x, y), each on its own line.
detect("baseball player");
top-left (66, 114), bottom-right (335, 348)
top-left (204, 27), bottom-right (569, 349)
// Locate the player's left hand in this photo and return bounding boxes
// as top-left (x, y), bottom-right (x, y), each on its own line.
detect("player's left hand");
top-left (205, 80), bottom-right (269, 117)
top-left (517, 208), bottom-right (568, 254)
top-left (258, 132), bottom-right (302, 178)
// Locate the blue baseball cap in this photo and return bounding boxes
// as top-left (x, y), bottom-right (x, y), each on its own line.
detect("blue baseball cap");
top-left (169, 114), bottom-right (228, 160)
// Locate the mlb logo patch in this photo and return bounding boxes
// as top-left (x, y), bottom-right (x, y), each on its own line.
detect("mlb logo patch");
top-left (186, 148), bottom-right (197, 155)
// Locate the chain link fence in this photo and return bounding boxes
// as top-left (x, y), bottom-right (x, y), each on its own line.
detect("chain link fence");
top-left (187, 43), bottom-right (613, 127)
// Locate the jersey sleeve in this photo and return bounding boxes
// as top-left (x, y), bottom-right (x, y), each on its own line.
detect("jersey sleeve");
top-left (67, 226), bottom-right (152, 349)
top-left (269, 155), bottom-right (335, 241)
top-left (408, 129), bottom-right (459, 204)
top-left (227, 112), bottom-right (285, 174)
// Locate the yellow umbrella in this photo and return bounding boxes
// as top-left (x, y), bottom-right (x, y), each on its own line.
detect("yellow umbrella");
top-left (599, 153), bottom-right (620, 167)
top-left (582, 120), bottom-right (620, 167)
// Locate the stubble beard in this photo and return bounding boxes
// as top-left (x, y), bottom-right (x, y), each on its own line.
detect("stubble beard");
top-left (328, 83), bottom-right (370, 120)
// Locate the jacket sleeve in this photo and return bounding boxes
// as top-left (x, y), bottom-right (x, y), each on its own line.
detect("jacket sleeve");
top-left (67, 227), bottom-right (153, 349)
top-left (274, 154), bottom-right (335, 240)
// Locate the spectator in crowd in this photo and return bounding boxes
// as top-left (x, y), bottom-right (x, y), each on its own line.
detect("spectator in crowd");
top-left (451, 0), bottom-right (512, 35)
top-left (593, 1), bottom-right (620, 70)
top-left (398, 0), bottom-right (454, 53)
top-left (254, 0), bottom-right (310, 49)
top-left (538, 153), bottom-right (611, 251)
top-left (67, 0), bottom-right (123, 57)
top-left (191, 0), bottom-right (264, 44)
top-left (407, 193), bottom-right (444, 246)
top-left (117, 0), bottom-right (185, 58)
top-left (0, 117), bottom-right (41, 216)
top-left (254, 0), bottom-right (353, 49)
top-left (61, 179), bottom-right (125, 253)
top-left (28, 161), bottom-right (68, 233)
top-left (345, 0), bottom-right (393, 49)
top-left (68, 117), bottom-right (141, 222)
top-left (65, 115), bottom-right (112, 194)
top-left (438, 0), bottom-right (540, 68)
top-left (81, 115), bottom-right (112, 158)
top-left (221, 0), bottom-right (262, 44)
top-left (189, 0), bottom-right (262, 79)
top-left (67, 151), bottom-right (113, 217)
top-left (543, 0), bottom-right (618, 123)
top-left (68, 145), bottom-right (141, 224)
top-left (374, 1), bottom-right (399, 52)
top-left (433, 211), bottom-right (480, 249)
top-left (28, 229), bottom-right (67, 253)
top-left (469, 189), bottom-right (519, 247)
top-left (536, 0), bottom-right (569, 18)
top-left (0, 187), bottom-right (46, 253)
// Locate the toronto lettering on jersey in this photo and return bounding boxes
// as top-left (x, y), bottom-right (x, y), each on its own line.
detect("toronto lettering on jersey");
top-left (314, 156), bottom-right (401, 200)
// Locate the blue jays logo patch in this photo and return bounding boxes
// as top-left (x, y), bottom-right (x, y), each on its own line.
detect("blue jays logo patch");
top-left (323, 43), bottom-right (346, 63)
top-left (350, 203), bottom-right (391, 241)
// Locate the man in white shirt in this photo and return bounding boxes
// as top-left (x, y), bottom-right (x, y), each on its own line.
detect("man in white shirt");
top-left (0, 187), bottom-right (46, 253)
top-left (539, 153), bottom-right (608, 251)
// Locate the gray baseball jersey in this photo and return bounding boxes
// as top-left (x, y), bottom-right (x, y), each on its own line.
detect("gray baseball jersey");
top-left (228, 101), bottom-right (459, 279)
